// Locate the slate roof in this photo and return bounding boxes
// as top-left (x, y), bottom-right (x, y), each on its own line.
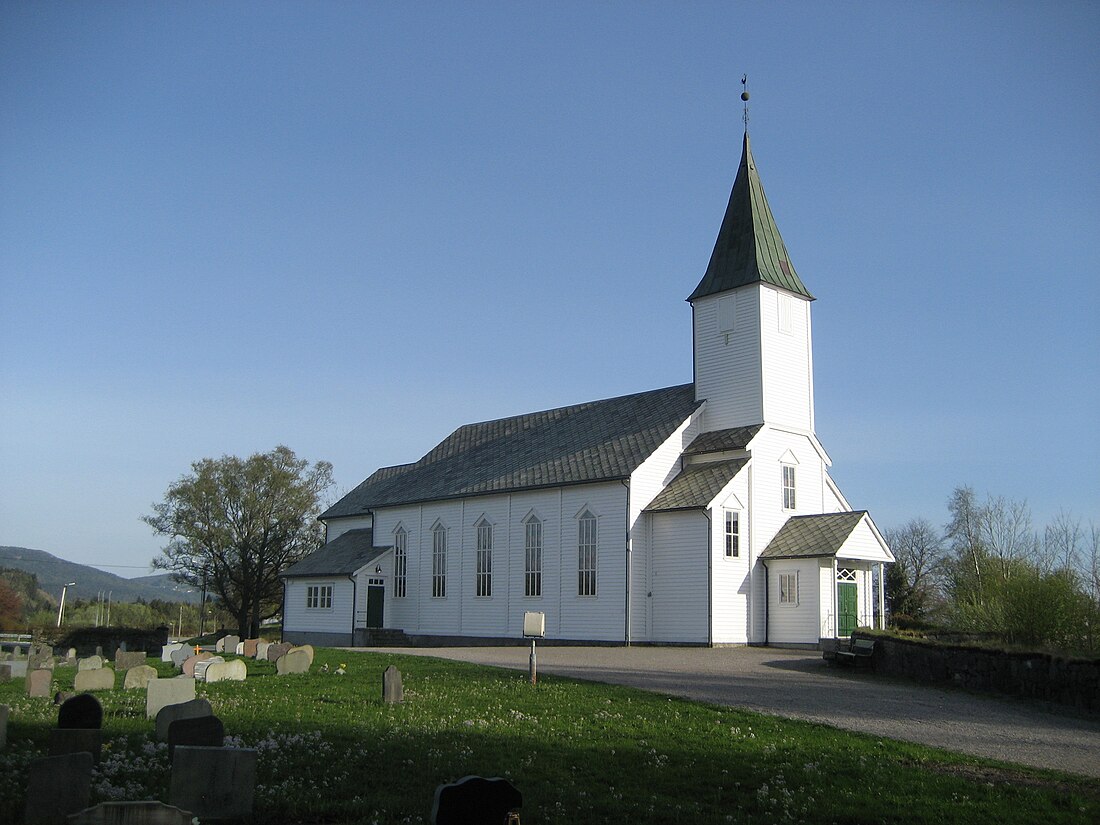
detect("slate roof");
top-left (759, 512), bottom-right (868, 560)
top-left (644, 458), bottom-right (748, 513)
top-left (322, 384), bottom-right (702, 519)
top-left (682, 424), bottom-right (761, 456)
top-left (281, 528), bottom-right (390, 578)
top-left (688, 132), bottom-right (813, 302)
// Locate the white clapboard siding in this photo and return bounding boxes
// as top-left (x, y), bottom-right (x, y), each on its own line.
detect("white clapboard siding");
top-left (759, 286), bottom-right (814, 432)
top-left (765, 559), bottom-right (821, 644)
top-left (692, 286), bottom-right (763, 432)
top-left (325, 515), bottom-right (373, 543)
top-left (283, 577), bottom-right (353, 636)
top-left (649, 510), bottom-right (709, 643)
top-left (460, 497), bottom-right (511, 637)
top-left (710, 476), bottom-right (753, 645)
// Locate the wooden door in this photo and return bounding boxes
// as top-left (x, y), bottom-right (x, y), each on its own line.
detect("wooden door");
top-left (837, 582), bottom-right (858, 637)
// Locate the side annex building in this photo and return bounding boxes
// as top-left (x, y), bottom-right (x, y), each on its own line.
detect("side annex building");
top-left (282, 130), bottom-right (894, 649)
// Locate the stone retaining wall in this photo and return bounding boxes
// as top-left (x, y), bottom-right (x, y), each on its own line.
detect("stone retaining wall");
top-left (856, 631), bottom-right (1100, 713)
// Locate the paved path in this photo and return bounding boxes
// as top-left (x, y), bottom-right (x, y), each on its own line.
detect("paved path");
top-left (356, 645), bottom-right (1100, 779)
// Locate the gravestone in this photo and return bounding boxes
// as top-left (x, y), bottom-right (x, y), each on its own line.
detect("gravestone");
top-left (234, 642), bottom-right (245, 655)
top-left (214, 637), bottom-right (226, 653)
top-left (29, 644), bottom-right (54, 671)
top-left (275, 649), bottom-right (310, 675)
top-left (54, 691), bottom-right (74, 706)
top-left (242, 638), bottom-right (259, 658)
top-left (222, 635), bottom-right (240, 654)
top-left (24, 751), bottom-right (93, 825)
top-left (0, 663), bottom-right (10, 682)
top-left (266, 643), bottom-right (291, 662)
top-left (169, 746), bottom-right (257, 820)
top-left (204, 659), bottom-right (246, 683)
top-left (95, 646), bottom-right (104, 658)
top-left (256, 642), bottom-right (271, 661)
top-left (49, 728), bottom-right (103, 763)
top-left (181, 652), bottom-right (212, 678)
top-left (289, 644), bottom-right (315, 666)
top-left (77, 656), bottom-right (104, 672)
top-left (74, 668), bottom-right (115, 692)
top-left (167, 715), bottom-right (224, 760)
top-left (124, 664), bottom-right (158, 691)
top-left (155, 697), bottom-right (213, 742)
top-left (0, 704), bottom-right (7, 750)
top-left (67, 801), bottom-right (195, 825)
top-left (430, 776), bottom-right (522, 825)
top-left (58, 693), bottom-right (102, 729)
top-left (66, 647), bottom-right (78, 661)
top-left (27, 669), bottom-right (51, 698)
top-left (383, 665), bottom-right (404, 704)
top-left (162, 643), bottom-right (184, 663)
top-left (8, 660), bottom-right (28, 678)
top-left (147, 677), bottom-right (196, 719)
top-left (115, 650), bottom-right (146, 671)
top-left (193, 656), bottom-right (224, 682)
top-left (170, 648), bottom-right (191, 668)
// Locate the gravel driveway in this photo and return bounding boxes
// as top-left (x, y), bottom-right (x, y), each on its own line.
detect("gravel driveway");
top-left (358, 645), bottom-right (1100, 779)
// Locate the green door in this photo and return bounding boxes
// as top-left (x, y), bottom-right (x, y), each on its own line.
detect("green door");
top-left (366, 584), bottom-right (385, 628)
top-left (837, 582), bottom-right (858, 637)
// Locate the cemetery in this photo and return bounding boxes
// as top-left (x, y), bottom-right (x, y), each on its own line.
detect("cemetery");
top-left (0, 639), bottom-right (1097, 823)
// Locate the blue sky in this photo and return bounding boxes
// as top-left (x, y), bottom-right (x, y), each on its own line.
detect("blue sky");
top-left (2, 2), bottom-right (1097, 578)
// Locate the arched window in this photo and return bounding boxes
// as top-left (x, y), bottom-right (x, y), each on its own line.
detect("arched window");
top-left (523, 514), bottom-right (543, 598)
top-left (431, 522), bottom-right (447, 598)
top-left (474, 517), bottom-right (493, 598)
top-left (393, 526), bottom-right (407, 598)
top-left (577, 509), bottom-right (598, 596)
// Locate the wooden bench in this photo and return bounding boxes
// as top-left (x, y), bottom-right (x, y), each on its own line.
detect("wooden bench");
top-left (832, 638), bottom-right (875, 667)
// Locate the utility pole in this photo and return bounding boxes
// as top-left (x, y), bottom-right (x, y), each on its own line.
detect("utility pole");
top-left (56, 582), bottom-right (76, 627)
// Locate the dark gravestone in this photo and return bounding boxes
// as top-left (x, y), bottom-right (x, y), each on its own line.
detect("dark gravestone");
top-left (115, 650), bottom-right (146, 671)
top-left (169, 746), bottom-right (257, 820)
top-left (24, 751), bottom-right (93, 825)
top-left (383, 665), bottom-right (404, 704)
top-left (167, 715), bottom-right (224, 761)
top-left (431, 776), bottom-right (522, 825)
top-left (0, 663), bottom-right (10, 682)
top-left (265, 643), bottom-right (291, 662)
top-left (58, 693), bottom-right (103, 729)
top-left (49, 728), bottom-right (103, 763)
top-left (68, 801), bottom-right (195, 825)
top-left (54, 691), bottom-right (75, 706)
top-left (155, 697), bottom-right (213, 742)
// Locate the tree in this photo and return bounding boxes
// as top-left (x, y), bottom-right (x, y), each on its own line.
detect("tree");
top-left (0, 579), bottom-right (22, 630)
top-left (145, 446), bottom-right (333, 638)
top-left (883, 518), bottom-right (944, 622)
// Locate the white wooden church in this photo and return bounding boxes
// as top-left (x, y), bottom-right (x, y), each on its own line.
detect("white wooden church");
top-left (282, 129), bottom-right (894, 649)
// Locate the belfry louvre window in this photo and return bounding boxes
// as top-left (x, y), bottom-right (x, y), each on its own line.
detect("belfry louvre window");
top-left (475, 520), bottom-right (493, 598)
top-left (431, 524), bottom-right (447, 598)
top-left (524, 516), bottom-right (543, 597)
top-left (393, 527), bottom-right (408, 598)
top-left (578, 510), bottom-right (597, 596)
top-left (782, 465), bottom-right (796, 509)
top-left (724, 510), bottom-right (740, 558)
top-left (306, 584), bottom-right (332, 610)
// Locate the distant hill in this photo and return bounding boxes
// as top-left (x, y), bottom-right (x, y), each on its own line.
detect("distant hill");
top-left (0, 546), bottom-right (201, 604)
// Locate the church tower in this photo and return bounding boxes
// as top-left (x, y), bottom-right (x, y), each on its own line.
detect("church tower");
top-left (689, 131), bottom-right (816, 436)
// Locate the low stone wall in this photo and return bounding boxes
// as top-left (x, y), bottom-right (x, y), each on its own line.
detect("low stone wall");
top-left (856, 631), bottom-right (1100, 713)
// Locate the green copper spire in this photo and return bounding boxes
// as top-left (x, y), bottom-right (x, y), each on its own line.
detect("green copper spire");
top-left (688, 131), bottom-right (813, 302)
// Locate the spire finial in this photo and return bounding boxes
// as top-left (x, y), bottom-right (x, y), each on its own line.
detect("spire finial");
top-left (740, 74), bottom-right (750, 131)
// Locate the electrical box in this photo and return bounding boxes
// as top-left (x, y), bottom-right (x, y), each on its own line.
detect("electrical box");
top-left (523, 611), bottom-right (545, 638)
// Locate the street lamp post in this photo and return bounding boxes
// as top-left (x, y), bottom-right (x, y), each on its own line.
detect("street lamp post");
top-left (56, 582), bottom-right (76, 627)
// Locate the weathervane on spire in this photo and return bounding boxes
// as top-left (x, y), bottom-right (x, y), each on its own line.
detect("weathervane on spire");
top-left (741, 74), bottom-right (750, 130)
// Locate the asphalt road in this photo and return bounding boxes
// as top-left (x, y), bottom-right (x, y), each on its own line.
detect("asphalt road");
top-left (357, 644), bottom-right (1100, 779)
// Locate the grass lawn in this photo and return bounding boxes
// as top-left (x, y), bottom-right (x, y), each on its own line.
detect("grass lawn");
top-left (1, 646), bottom-right (1097, 823)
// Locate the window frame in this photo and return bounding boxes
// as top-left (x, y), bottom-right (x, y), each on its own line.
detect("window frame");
top-left (393, 526), bottom-right (408, 598)
top-left (306, 583), bottom-right (334, 610)
top-left (724, 509), bottom-right (740, 558)
top-left (782, 464), bottom-right (796, 510)
top-left (577, 509), bottom-right (598, 597)
top-left (779, 571), bottom-right (799, 606)
top-left (523, 515), bottom-right (543, 598)
top-left (431, 522), bottom-right (447, 598)
top-left (475, 519), bottom-right (493, 598)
